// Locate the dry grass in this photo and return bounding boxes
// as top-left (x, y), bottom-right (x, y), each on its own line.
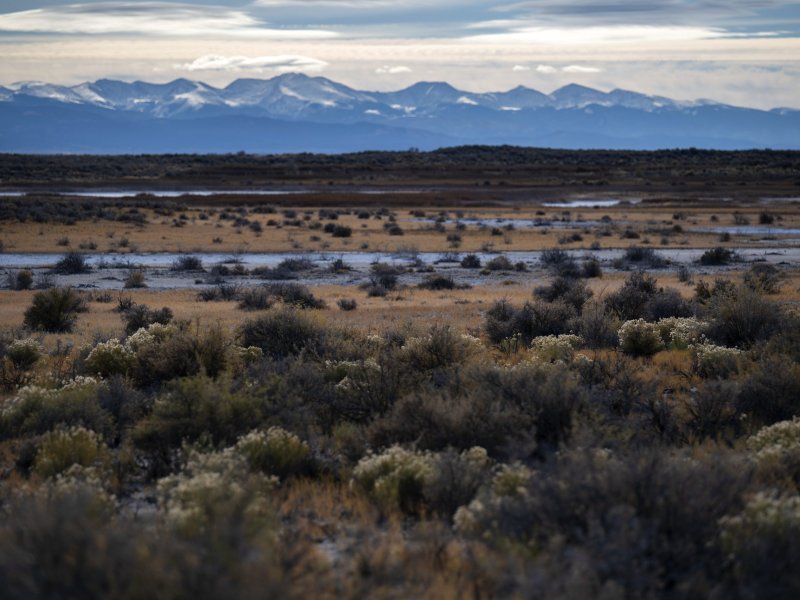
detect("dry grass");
top-left (2, 202), bottom-right (799, 254)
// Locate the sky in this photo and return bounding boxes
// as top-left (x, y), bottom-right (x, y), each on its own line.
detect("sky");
top-left (0, 1), bottom-right (799, 108)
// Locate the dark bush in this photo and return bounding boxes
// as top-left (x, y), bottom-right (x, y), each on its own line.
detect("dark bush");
top-left (54, 252), bottom-right (91, 274)
top-left (744, 263), bottom-right (783, 294)
top-left (170, 255), bottom-right (204, 271)
top-left (624, 246), bottom-right (665, 267)
top-left (240, 307), bottom-right (327, 360)
top-left (644, 287), bottom-right (694, 320)
top-left (331, 225), bottom-right (352, 238)
top-left (14, 270), bottom-right (33, 290)
top-left (238, 287), bottom-right (275, 311)
top-left (605, 271), bottom-right (658, 321)
top-left (736, 356), bottom-right (800, 426)
top-left (276, 258), bottom-right (315, 272)
top-left (704, 286), bottom-right (782, 347)
top-left (123, 270), bottom-right (146, 289)
top-left (534, 277), bottom-right (592, 311)
top-left (581, 258), bottom-right (603, 278)
top-left (337, 298), bottom-right (358, 311)
top-left (121, 304), bottom-right (173, 336)
top-left (485, 255), bottom-right (513, 271)
top-left (263, 283), bottom-right (326, 309)
top-left (460, 254), bottom-right (481, 268)
top-left (418, 275), bottom-right (459, 291)
top-left (574, 300), bottom-right (618, 348)
top-left (23, 287), bottom-right (87, 333)
top-left (700, 247), bottom-right (735, 266)
top-left (485, 299), bottom-right (574, 345)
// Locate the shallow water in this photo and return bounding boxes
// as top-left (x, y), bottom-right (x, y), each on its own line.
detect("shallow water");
top-left (2, 248), bottom-right (798, 270)
top-left (542, 199), bottom-right (638, 208)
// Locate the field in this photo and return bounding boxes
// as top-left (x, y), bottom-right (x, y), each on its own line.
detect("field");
top-left (1, 149), bottom-right (800, 598)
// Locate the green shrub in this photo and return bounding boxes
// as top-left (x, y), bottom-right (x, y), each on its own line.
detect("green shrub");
top-left (4, 338), bottom-right (42, 372)
top-left (133, 376), bottom-right (267, 474)
top-left (618, 319), bottom-right (663, 356)
top-left (352, 445), bottom-right (436, 514)
top-left (530, 334), bottom-right (583, 363)
top-left (130, 325), bottom-right (201, 387)
top-left (23, 287), bottom-right (87, 333)
top-left (34, 426), bottom-right (108, 478)
top-left (690, 342), bottom-right (742, 378)
top-left (84, 339), bottom-right (136, 378)
top-left (234, 427), bottom-right (311, 480)
top-left (0, 378), bottom-right (113, 440)
top-left (400, 325), bottom-right (482, 371)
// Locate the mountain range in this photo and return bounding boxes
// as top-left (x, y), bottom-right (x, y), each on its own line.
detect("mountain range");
top-left (1, 73), bottom-right (798, 153)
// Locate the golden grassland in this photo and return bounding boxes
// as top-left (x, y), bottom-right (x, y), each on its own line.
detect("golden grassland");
top-left (1, 202), bottom-right (799, 254)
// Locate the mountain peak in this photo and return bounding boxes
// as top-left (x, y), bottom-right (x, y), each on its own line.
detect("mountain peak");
top-left (551, 83), bottom-right (604, 96)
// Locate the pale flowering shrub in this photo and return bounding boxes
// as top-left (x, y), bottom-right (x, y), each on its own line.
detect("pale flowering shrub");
top-left (690, 342), bottom-right (742, 378)
top-left (353, 445), bottom-right (493, 515)
top-left (453, 463), bottom-right (536, 536)
top-left (236, 345), bottom-right (263, 365)
top-left (657, 317), bottom-right (706, 349)
top-left (33, 426), bottom-right (108, 478)
top-left (1, 337), bottom-right (42, 389)
top-left (125, 322), bottom-right (177, 353)
top-left (35, 464), bottom-right (116, 517)
top-left (84, 338), bottom-right (136, 378)
top-left (530, 334), bottom-right (583, 363)
top-left (401, 325), bottom-right (482, 371)
top-left (157, 449), bottom-right (277, 534)
top-left (352, 445), bottom-right (437, 513)
top-left (5, 338), bottom-right (42, 371)
top-left (748, 418), bottom-right (800, 455)
top-left (747, 418), bottom-right (800, 487)
top-left (720, 492), bottom-right (800, 557)
top-left (618, 319), bottom-right (663, 356)
top-left (1, 377), bottom-right (111, 439)
top-left (234, 427), bottom-right (311, 480)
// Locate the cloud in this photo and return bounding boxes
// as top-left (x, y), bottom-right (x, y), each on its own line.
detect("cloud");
top-left (512, 64), bottom-right (530, 71)
top-left (493, 1), bottom-right (789, 25)
top-left (562, 65), bottom-right (602, 73)
top-left (466, 24), bottom-right (745, 45)
top-left (182, 54), bottom-right (328, 72)
top-left (0, 2), bottom-right (337, 38)
top-left (536, 64), bottom-right (557, 74)
top-left (375, 65), bottom-right (412, 74)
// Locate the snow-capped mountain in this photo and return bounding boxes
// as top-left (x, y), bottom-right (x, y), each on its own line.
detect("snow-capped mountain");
top-left (1, 73), bottom-right (798, 152)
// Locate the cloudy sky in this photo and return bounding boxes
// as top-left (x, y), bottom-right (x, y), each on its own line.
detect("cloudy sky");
top-left (0, 1), bottom-right (798, 108)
